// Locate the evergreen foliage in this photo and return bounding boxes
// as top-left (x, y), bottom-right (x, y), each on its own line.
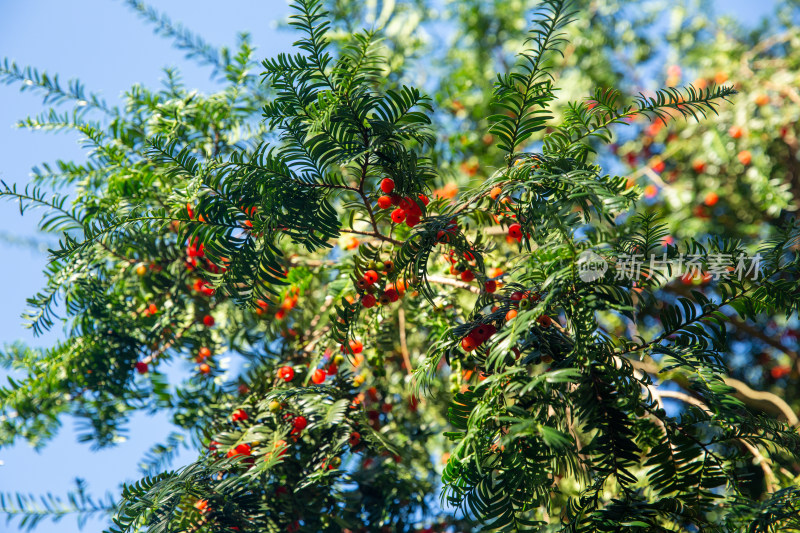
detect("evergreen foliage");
top-left (2, 0), bottom-right (800, 531)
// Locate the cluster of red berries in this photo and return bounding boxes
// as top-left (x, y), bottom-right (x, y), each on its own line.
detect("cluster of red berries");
top-left (460, 323), bottom-right (498, 352)
top-left (503, 290), bottom-right (549, 326)
top-left (310, 357), bottom-right (339, 384)
top-left (275, 286), bottom-right (300, 320)
top-left (141, 302), bottom-right (159, 317)
top-left (444, 249), bottom-right (490, 286)
top-left (375, 178), bottom-right (429, 228)
top-left (435, 219), bottom-right (459, 243)
top-left (185, 237), bottom-right (228, 274)
top-left (356, 263), bottom-right (405, 308)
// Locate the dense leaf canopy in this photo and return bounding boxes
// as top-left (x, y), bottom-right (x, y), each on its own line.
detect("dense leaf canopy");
top-left (2, 0), bottom-right (800, 532)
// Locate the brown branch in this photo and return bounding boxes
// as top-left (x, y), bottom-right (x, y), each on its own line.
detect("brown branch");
top-left (398, 307), bottom-right (412, 375)
top-left (657, 389), bottom-right (778, 492)
top-left (628, 358), bottom-right (799, 426)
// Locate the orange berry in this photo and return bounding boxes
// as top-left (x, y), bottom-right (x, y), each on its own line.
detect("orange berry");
top-left (704, 191), bottom-right (719, 206)
top-left (754, 93), bottom-right (769, 106)
top-left (199, 363), bottom-right (211, 374)
top-left (651, 160), bottom-right (665, 173)
top-left (489, 186), bottom-right (502, 200)
top-left (135, 264), bottom-right (147, 276)
top-left (311, 368), bottom-right (326, 384)
top-left (348, 339), bottom-right (364, 354)
top-left (505, 309), bottom-right (518, 321)
top-left (737, 150), bottom-right (752, 165)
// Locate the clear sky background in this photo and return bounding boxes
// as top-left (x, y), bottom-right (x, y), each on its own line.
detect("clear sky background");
top-left (0, 0), bottom-right (778, 532)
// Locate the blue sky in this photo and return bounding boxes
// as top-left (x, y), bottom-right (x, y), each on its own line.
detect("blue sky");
top-left (0, 1), bottom-right (779, 532)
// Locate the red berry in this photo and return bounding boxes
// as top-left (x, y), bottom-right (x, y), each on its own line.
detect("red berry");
top-left (380, 178), bottom-right (395, 194)
top-left (148, 303), bottom-right (158, 315)
top-left (293, 416), bottom-right (308, 430)
top-left (771, 365), bottom-right (791, 379)
top-left (135, 361), bottom-right (148, 374)
top-left (377, 195), bottom-right (393, 209)
top-left (485, 280), bottom-right (497, 293)
top-left (404, 198), bottom-right (422, 217)
top-left (361, 294), bottom-right (377, 308)
top-left (461, 336), bottom-right (478, 352)
top-left (460, 270), bottom-right (475, 282)
top-left (470, 324), bottom-right (496, 343)
top-left (508, 224), bottom-right (523, 240)
top-left (227, 443), bottom-right (251, 458)
top-left (202, 314), bottom-right (215, 327)
top-left (311, 368), bottom-right (326, 384)
top-left (349, 431), bottom-right (361, 446)
top-left (510, 291), bottom-right (524, 301)
top-left (405, 214), bottom-right (421, 227)
top-left (348, 339), bottom-right (364, 354)
top-left (391, 208), bottom-right (406, 224)
top-left (232, 409), bottom-right (248, 422)
top-left (279, 366), bottom-right (295, 382)
top-left (363, 270), bottom-right (379, 285)
top-left (327, 364), bottom-right (338, 375)
top-left (382, 288), bottom-right (400, 302)
top-left (198, 347), bottom-right (212, 360)
top-left (537, 315), bottom-right (552, 328)
top-left (418, 194), bottom-right (429, 205)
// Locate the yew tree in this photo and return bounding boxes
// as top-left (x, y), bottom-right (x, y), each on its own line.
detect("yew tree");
top-left (2, 0), bottom-right (800, 531)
